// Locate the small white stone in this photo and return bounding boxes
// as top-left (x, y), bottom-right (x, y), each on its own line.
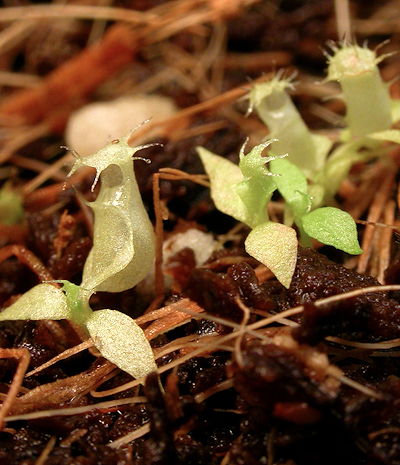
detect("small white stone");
top-left (136, 229), bottom-right (218, 298)
top-left (164, 229), bottom-right (217, 266)
top-left (65, 94), bottom-right (177, 156)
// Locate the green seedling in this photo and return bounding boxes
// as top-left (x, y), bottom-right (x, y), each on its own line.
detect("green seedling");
top-left (198, 143), bottom-right (361, 288)
top-left (319, 43), bottom-right (400, 200)
top-left (200, 42), bottom-right (400, 290)
top-left (0, 137), bottom-right (157, 380)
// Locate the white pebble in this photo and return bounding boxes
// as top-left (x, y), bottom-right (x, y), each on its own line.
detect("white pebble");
top-left (65, 94), bottom-right (178, 156)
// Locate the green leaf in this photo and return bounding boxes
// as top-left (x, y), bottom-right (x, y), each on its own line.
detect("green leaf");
top-left (235, 178), bottom-right (273, 228)
top-left (197, 147), bottom-right (251, 226)
top-left (301, 207), bottom-right (362, 255)
top-left (238, 141), bottom-right (275, 179)
top-left (86, 309), bottom-right (157, 380)
top-left (0, 284), bottom-right (70, 321)
top-left (369, 129), bottom-right (400, 144)
top-left (245, 222), bottom-right (298, 288)
top-left (269, 158), bottom-right (310, 219)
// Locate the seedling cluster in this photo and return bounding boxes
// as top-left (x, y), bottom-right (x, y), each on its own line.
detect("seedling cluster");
top-left (199, 43), bottom-right (400, 288)
top-left (0, 43), bottom-right (400, 378)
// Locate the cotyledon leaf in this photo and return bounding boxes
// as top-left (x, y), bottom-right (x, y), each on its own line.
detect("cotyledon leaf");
top-left (85, 309), bottom-right (157, 380)
top-left (269, 158), bottom-right (310, 219)
top-left (0, 283), bottom-right (70, 321)
top-left (197, 147), bottom-right (253, 226)
top-left (245, 221), bottom-right (298, 289)
top-left (76, 137), bottom-right (155, 293)
top-left (301, 207), bottom-right (362, 255)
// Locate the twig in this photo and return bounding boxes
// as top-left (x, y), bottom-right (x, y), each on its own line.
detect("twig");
top-left (378, 200), bottom-right (395, 283)
top-left (25, 339), bottom-right (94, 377)
top-left (0, 348), bottom-right (30, 428)
top-left (0, 71), bottom-right (41, 88)
top-left (357, 169), bottom-right (396, 273)
top-left (108, 423), bottom-right (150, 448)
top-left (34, 436), bottom-right (56, 465)
top-left (0, 5), bottom-right (154, 24)
top-left (6, 396), bottom-right (146, 422)
top-left (0, 245), bottom-right (53, 282)
top-left (152, 173), bottom-right (165, 300)
top-left (22, 152), bottom-right (74, 195)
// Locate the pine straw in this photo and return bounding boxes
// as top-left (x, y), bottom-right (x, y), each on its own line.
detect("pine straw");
top-left (0, 348), bottom-right (30, 428)
top-left (0, 244), bottom-right (54, 282)
top-left (357, 167), bottom-right (397, 274)
top-left (34, 436), bottom-right (56, 465)
top-left (25, 339), bottom-right (95, 378)
top-left (128, 74), bottom-right (270, 145)
top-left (6, 396), bottom-right (147, 422)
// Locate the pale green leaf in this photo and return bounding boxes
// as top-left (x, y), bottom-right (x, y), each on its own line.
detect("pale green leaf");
top-left (245, 222), bottom-right (298, 288)
top-left (270, 158), bottom-right (310, 218)
top-left (235, 179), bottom-right (272, 228)
top-left (369, 129), bottom-right (400, 144)
top-left (197, 147), bottom-right (252, 226)
top-left (327, 45), bottom-right (392, 138)
top-left (238, 141), bottom-right (275, 179)
top-left (86, 309), bottom-right (157, 380)
top-left (0, 284), bottom-right (70, 321)
top-left (301, 207), bottom-right (362, 255)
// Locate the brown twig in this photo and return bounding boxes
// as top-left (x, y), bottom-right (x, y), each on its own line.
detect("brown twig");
top-left (0, 245), bottom-right (53, 282)
top-left (128, 75), bottom-right (270, 144)
top-left (34, 436), bottom-right (56, 465)
top-left (25, 339), bottom-right (94, 378)
top-left (357, 168), bottom-right (396, 274)
top-left (0, 348), bottom-right (30, 428)
top-left (378, 200), bottom-right (395, 283)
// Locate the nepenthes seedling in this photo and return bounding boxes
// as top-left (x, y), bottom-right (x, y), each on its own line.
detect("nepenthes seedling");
top-left (198, 42), bottom-right (400, 288)
top-left (0, 136), bottom-right (157, 379)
